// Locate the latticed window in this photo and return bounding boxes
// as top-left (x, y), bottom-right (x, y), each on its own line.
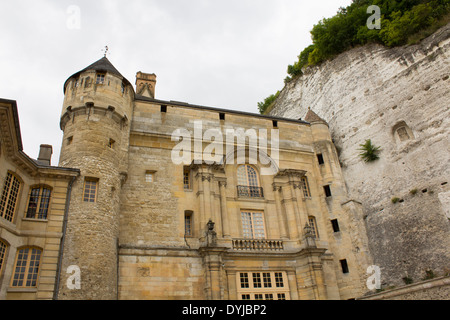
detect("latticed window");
top-left (301, 176), bottom-right (311, 198)
top-left (308, 216), bottom-right (319, 239)
top-left (0, 240), bottom-right (7, 276)
top-left (237, 271), bottom-right (290, 300)
top-left (185, 211), bottom-right (193, 236)
top-left (241, 211), bottom-right (265, 239)
top-left (0, 172), bottom-right (21, 222)
top-left (183, 166), bottom-right (191, 190)
top-left (26, 186), bottom-right (51, 219)
top-left (96, 73), bottom-right (105, 84)
top-left (237, 165), bottom-right (263, 198)
top-left (11, 247), bottom-right (42, 288)
top-left (83, 178), bottom-right (98, 202)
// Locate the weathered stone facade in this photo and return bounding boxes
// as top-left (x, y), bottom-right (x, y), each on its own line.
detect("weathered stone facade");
top-left (268, 24), bottom-right (450, 291)
top-left (50, 56), bottom-right (373, 300)
top-left (0, 99), bottom-right (79, 300)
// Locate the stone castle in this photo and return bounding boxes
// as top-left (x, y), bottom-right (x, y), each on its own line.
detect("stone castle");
top-left (0, 25), bottom-right (448, 300)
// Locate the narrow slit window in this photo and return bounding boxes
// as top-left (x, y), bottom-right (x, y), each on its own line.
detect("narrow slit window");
top-left (340, 259), bottom-right (349, 274)
top-left (183, 166), bottom-right (191, 190)
top-left (185, 211), bottom-right (193, 237)
top-left (323, 185), bottom-right (332, 197)
top-left (331, 219), bottom-right (340, 232)
top-left (317, 154), bottom-right (324, 165)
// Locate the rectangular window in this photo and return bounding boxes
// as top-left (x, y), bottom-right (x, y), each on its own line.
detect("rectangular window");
top-left (27, 187), bottom-right (51, 219)
top-left (340, 259), bottom-right (349, 274)
top-left (145, 171), bottom-right (154, 183)
top-left (324, 185), bottom-right (332, 197)
top-left (96, 74), bottom-right (105, 84)
top-left (331, 219), bottom-right (340, 232)
top-left (241, 211), bottom-right (265, 239)
top-left (219, 113), bottom-right (225, 121)
top-left (0, 172), bottom-right (21, 222)
top-left (275, 272), bottom-right (284, 288)
top-left (240, 273), bottom-right (249, 288)
top-left (185, 211), bottom-right (193, 237)
top-left (183, 167), bottom-right (191, 190)
top-left (236, 272), bottom-right (290, 300)
top-left (83, 178), bottom-right (98, 202)
top-left (301, 176), bottom-right (311, 198)
top-left (317, 154), bottom-right (324, 165)
top-left (263, 272), bottom-right (272, 288)
top-left (252, 273), bottom-right (262, 288)
top-left (11, 248), bottom-right (42, 288)
top-left (308, 216), bottom-right (319, 239)
top-left (108, 138), bottom-right (115, 149)
top-left (161, 105), bottom-right (167, 113)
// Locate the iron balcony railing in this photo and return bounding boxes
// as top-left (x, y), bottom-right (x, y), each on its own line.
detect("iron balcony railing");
top-left (237, 185), bottom-right (264, 198)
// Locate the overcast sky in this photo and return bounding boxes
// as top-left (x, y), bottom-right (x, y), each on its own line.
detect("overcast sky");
top-left (0, 0), bottom-right (352, 165)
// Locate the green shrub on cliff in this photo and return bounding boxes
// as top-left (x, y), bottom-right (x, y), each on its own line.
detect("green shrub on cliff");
top-left (258, 0), bottom-right (450, 114)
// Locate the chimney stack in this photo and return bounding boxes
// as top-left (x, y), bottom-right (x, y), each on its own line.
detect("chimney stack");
top-left (135, 71), bottom-right (156, 98)
top-left (37, 144), bottom-right (53, 166)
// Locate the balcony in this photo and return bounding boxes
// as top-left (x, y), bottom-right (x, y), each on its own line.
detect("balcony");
top-left (232, 239), bottom-right (284, 251)
top-left (237, 185), bottom-right (264, 198)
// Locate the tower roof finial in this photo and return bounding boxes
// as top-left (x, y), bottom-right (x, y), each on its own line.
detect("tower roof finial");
top-left (102, 45), bottom-right (109, 57)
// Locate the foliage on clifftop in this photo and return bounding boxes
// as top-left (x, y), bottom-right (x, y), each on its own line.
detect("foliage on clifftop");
top-left (258, 0), bottom-right (450, 114)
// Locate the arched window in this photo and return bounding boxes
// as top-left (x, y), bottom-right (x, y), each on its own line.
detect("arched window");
top-left (392, 121), bottom-right (414, 143)
top-left (237, 165), bottom-right (263, 198)
top-left (0, 239), bottom-right (7, 276)
top-left (26, 186), bottom-right (52, 219)
top-left (11, 247), bottom-right (42, 288)
top-left (0, 172), bottom-right (22, 222)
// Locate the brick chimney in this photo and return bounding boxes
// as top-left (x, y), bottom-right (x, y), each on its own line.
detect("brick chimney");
top-left (37, 144), bottom-right (53, 166)
top-left (135, 71), bottom-right (157, 98)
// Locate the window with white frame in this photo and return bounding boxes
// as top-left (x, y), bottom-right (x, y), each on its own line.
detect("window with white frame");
top-left (237, 271), bottom-right (290, 300)
top-left (241, 211), bottom-right (265, 239)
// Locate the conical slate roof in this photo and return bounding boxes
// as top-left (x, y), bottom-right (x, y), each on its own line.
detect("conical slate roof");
top-left (63, 56), bottom-right (132, 93)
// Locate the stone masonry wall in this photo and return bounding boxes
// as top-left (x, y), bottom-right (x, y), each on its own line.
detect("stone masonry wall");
top-left (268, 24), bottom-right (450, 289)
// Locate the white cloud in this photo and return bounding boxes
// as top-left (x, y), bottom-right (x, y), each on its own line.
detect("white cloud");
top-left (0, 0), bottom-right (352, 164)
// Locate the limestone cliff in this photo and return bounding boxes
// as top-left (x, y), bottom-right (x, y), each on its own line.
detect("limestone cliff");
top-left (268, 24), bottom-right (450, 289)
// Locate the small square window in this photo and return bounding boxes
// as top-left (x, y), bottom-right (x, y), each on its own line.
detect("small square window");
top-left (219, 113), bottom-right (225, 121)
top-left (96, 74), bottom-right (105, 84)
top-left (145, 171), bottom-right (154, 183)
top-left (161, 105), bottom-right (167, 113)
top-left (272, 120), bottom-right (278, 128)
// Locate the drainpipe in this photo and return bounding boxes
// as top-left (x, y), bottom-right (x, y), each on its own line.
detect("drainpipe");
top-left (53, 174), bottom-right (78, 300)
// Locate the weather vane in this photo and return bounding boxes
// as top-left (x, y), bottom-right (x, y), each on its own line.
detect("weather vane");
top-left (102, 46), bottom-right (109, 57)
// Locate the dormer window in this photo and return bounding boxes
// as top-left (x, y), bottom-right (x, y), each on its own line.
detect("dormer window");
top-left (96, 73), bottom-right (105, 84)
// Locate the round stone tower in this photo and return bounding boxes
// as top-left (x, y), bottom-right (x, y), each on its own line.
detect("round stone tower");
top-left (57, 56), bottom-right (134, 299)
